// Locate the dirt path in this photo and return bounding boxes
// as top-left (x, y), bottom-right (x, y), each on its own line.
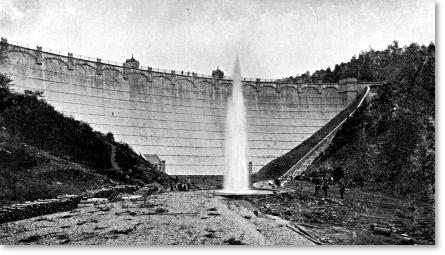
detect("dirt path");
top-left (0, 190), bottom-right (314, 245)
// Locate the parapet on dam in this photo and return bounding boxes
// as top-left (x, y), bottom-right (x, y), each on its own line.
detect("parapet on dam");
top-left (0, 38), bottom-right (373, 175)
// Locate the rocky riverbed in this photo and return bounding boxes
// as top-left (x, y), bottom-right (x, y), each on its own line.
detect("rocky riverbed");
top-left (0, 190), bottom-right (314, 245)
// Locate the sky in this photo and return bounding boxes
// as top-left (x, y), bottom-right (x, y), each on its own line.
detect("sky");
top-left (0, 0), bottom-right (435, 79)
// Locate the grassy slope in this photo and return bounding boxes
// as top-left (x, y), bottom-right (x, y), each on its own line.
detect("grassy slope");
top-left (0, 135), bottom-right (118, 205)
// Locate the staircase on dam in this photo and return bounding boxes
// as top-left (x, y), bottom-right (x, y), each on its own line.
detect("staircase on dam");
top-left (277, 86), bottom-right (371, 185)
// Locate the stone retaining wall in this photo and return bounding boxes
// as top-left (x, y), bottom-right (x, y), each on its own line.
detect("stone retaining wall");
top-left (0, 185), bottom-right (138, 224)
top-left (0, 195), bottom-right (81, 224)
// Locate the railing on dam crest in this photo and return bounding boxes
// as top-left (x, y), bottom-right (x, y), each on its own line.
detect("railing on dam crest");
top-left (1, 38), bottom-right (282, 82)
top-left (1, 37), bottom-right (384, 88)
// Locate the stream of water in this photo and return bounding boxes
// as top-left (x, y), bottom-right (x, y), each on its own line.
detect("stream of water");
top-left (223, 57), bottom-right (252, 194)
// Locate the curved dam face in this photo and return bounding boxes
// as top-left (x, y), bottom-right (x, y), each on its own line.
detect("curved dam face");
top-left (0, 40), bottom-right (370, 175)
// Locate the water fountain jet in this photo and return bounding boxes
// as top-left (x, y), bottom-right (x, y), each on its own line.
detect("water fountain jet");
top-left (218, 57), bottom-right (273, 197)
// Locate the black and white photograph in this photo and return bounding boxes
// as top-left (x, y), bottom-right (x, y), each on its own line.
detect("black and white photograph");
top-left (0, 0), bottom-right (437, 247)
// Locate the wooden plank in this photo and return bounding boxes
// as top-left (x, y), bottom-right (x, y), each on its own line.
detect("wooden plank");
top-left (286, 223), bottom-right (323, 245)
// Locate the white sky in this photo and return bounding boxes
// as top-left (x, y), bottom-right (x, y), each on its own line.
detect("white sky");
top-left (0, 0), bottom-right (435, 79)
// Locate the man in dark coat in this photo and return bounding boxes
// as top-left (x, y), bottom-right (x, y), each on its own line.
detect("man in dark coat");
top-left (314, 178), bottom-right (321, 197)
top-left (322, 181), bottom-right (329, 197)
top-left (339, 181), bottom-right (346, 199)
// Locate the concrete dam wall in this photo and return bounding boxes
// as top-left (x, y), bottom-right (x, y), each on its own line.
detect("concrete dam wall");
top-left (0, 39), bottom-right (371, 175)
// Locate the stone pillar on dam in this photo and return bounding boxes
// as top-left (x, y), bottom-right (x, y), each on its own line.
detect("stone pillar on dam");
top-left (0, 38), bottom-right (368, 175)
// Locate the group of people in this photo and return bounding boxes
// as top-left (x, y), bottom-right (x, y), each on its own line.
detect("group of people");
top-left (169, 176), bottom-right (192, 192)
top-left (313, 177), bottom-right (346, 199)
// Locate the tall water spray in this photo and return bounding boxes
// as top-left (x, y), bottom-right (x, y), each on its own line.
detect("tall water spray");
top-left (223, 57), bottom-right (251, 193)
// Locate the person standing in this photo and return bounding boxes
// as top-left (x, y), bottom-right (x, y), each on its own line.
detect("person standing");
top-left (174, 176), bottom-right (179, 191)
top-left (186, 176), bottom-right (192, 191)
top-left (339, 181), bottom-right (345, 199)
top-left (314, 178), bottom-right (321, 197)
top-left (322, 181), bottom-right (329, 197)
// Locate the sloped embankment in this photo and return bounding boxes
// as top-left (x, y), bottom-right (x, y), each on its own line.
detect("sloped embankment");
top-left (252, 88), bottom-right (367, 182)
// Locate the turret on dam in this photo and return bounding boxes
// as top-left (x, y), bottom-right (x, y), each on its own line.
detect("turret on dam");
top-left (0, 38), bottom-right (374, 175)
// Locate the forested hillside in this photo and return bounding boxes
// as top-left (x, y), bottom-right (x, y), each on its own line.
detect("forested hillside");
top-left (282, 41), bottom-right (434, 85)
top-left (307, 41), bottom-right (435, 200)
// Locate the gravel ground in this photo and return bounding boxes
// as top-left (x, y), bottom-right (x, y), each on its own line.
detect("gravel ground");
top-left (0, 190), bottom-right (314, 245)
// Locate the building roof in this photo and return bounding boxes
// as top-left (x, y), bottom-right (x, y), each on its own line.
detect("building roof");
top-left (143, 154), bottom-right (162, 165)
